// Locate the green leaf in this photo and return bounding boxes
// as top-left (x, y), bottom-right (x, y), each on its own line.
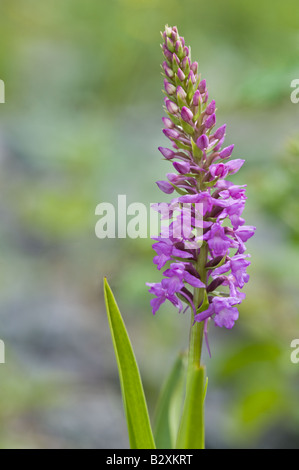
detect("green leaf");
top-left (154, 354), bottom-right (186, 449)
top-left (196, 289), bottom-right (209, 315)
top-left (191, 138), bottom-right (202, 159)
top-left (103, 278), bottom-right (156, 449)
top-left (175, 365), bottom-right (206, 449)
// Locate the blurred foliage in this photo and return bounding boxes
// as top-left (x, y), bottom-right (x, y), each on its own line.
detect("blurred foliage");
top-left (257, 136), bottom-right (299, 243)
top-left (0, 0), bottom-right (298, 449)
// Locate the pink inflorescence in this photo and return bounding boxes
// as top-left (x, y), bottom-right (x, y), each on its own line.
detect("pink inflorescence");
top-left (147, 25), bottom-right (255, 333)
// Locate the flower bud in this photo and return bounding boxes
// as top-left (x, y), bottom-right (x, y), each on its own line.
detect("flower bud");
top-left (173, 161), bottom-right (191, 174)
top-left (181, 106), bottom-right (193, 123)
top-left (177, 86), bottom-right (187, 100)
top-left (158, 147), bottom-right (175, 159)
top-left (192, 90), bottom-right (201, 107)
top-left (156, 180), bottom-right (174, 194)
top-left (205, 100), bottom-right (216, 115)
top-left (165, 25), bottom-right (172, 37)
top-left (165, 99), bottom-right (179, 114)
top-left (163, 128), bottom-right (180, 140)
top-left (199, 79), bottom-right (206, 94)
top-left (162, 45), bottom-right (173, 62)
top-left (196, 134), bottom-right (209, 150)
top-left (164, 79), bottom-right (176, 95)
top-left (162, 117), bottom-right (175, 129)
top-left (166, 37), bottom-right (175, 52)
top-left (177, 68), bottom-right (186, 82)
top-left (219, 145), bottom-right (234, 159)
top-left (171, 30), bottom-right (178, 42)
top-left (181, 56), bottom-right (190, 71)
top-left (191, 62), bottom-right (198, 74)
top-left (173, 53), bottom-right (180, 66)
top-left (175, 41), bottom-right (183, 57)
top-left (204, 113), bottom-right (216, 129)
top-left (183, 46), bottom-right (189, 57)
top-left (213, 124), bottom-right (226, 140)
top-left (162, 61), bottom-right (174, 78)
top-left (188, 70), bottom-right (196, 84)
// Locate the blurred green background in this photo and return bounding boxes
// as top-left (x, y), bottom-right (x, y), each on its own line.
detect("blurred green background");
top-left (0, 0), bottom-right (299, 449)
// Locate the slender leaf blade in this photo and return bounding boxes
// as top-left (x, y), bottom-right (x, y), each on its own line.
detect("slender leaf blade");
top-left (175, 365), bottom-right (205, 449)
top-left (104, 278), bottom-right (155, 449)
top-left (154, 354), bottom-right (186, 449)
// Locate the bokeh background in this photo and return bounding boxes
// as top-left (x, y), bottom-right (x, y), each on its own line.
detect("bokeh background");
top-left (0, 0), bottom-right (299, 449)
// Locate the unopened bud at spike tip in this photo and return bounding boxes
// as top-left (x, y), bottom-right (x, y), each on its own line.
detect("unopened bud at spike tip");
top-left (150, 25), bottom-right (255, 334)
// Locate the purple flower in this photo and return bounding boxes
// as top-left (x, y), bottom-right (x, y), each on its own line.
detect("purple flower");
top-left (163, 262), bottom-right (205, 290)
top-left (147, 279), bottom-right (183, 314)
top-left (205, 223), bottom-right (233, 257)
top-left (147, 25), bottom-right (255, 351)
top-left (152, 237), bottom-right (193, 270)
top-left (195, 297), bottom-right (239, 329)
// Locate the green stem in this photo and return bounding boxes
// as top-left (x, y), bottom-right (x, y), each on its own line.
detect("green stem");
top-left (175, 243), bottom-right (208, 449)
top-left (188, 242), bottom-right (208, 369)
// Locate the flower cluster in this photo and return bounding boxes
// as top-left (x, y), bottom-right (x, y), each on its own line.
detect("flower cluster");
top-left (147, 25), bottom-right (255, 335)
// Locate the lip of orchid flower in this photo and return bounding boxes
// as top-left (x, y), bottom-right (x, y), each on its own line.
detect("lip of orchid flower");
top-left (147, 25), bottom-right (255, 353)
